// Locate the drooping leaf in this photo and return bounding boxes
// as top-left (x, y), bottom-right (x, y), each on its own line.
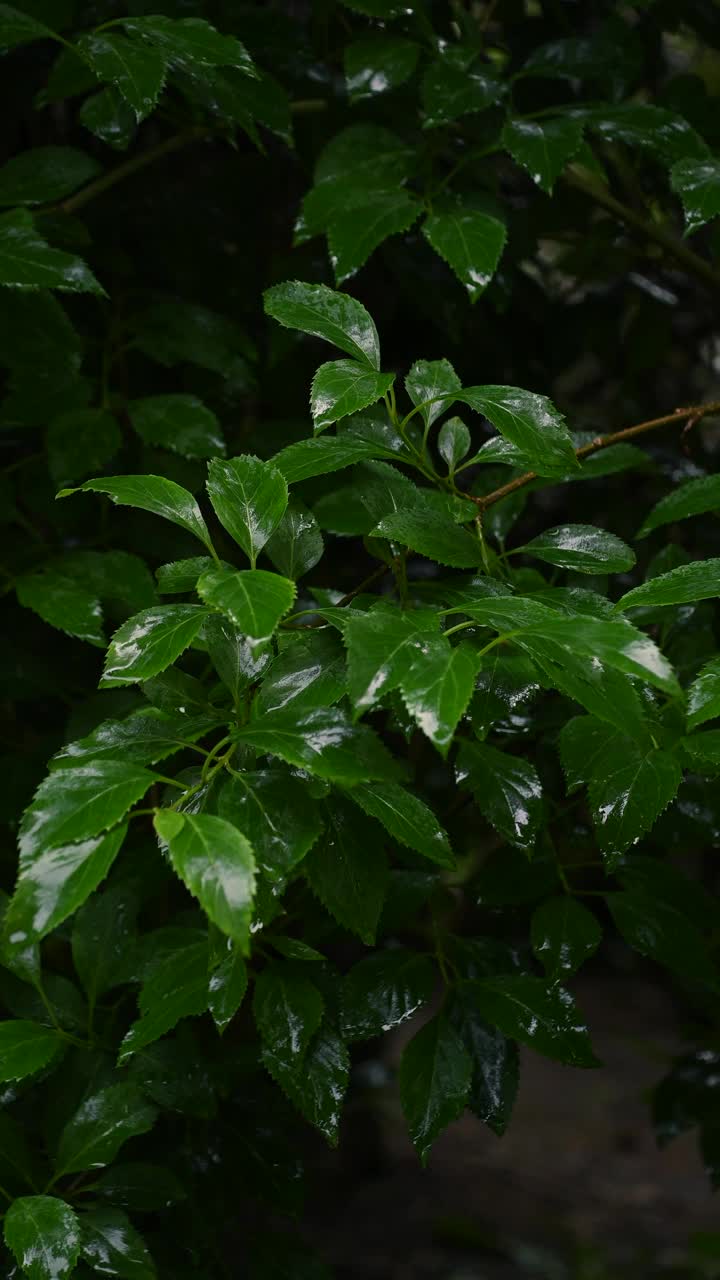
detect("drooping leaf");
top-left (101, 605), bottom-right (208, 687)
top-left (154, 811), bottom-right (256, 951)
top-left (304, 797), bottom-right (388, 944)
top-left (399, 1014), bottom-right (472, 1165)
top-left (458, 386), bottom-right (578, 476)
top-left (19, 763), bottom-right (153, 859)
top-left (55, 1084), bottom-right (157, 1176)
top-left (438, 417), bottom-right (471, 471)
top-left (687, 658), bottom-right (720, 730)
top-left (405, 358), bottom-right (461, 428)
top-left (0, 146), bottom-right (100, 206)
top-left (0, 1021), bottom-right (61, 1083)
top-left (206, 454), bottom-right (288, 566)
top-left (519, 523), bottom-right (635, 574)
top-left (265, 1023), bottom-right (349, 1146)
top-left (531, 896), bottom-right (602, 982)
top-left (118, 940), bottom-right (209, 1061)
top-left (345, 33), bottom-right (419, 101)
top-left (448, 983), bottom-right (519, 1136)
top-left (156, 557), bottom-right (217, 594)
top-left (328, 189), bottom-right (421, 283)
top-left (208, 941), bottom-right (247, 1034)
top-left (422, 208), bottom-right (506, 302)
top-left (671, 157), bottom-right (720, 234)
top-left (233, 706), bottom-right (400, 784)
top-left (340, 949), bottom-right (435, 1040)
top-left (218, 771), bottom-right (323, 881)
top-left (638, 474), bottom-right (720, 537)
top-left (204, 614), bottom-right (270, 702)
top-left (72, 884), bottom-right (138, 1004)
top-left (348, 782), bottom-right (454, 866)
top-left (254, 963), bottom-right (324, 1071)
top-left (197, 567), bottom-right (295, 641)
top-left (465, 976), bottom-right (599, 1067)
top-left (502, 116), bottom-right (584, 193)
top-left (128, 394), bottom-right (225, 460)
top-left (311, 359), bottom-right (395, 432)
top-left (4, 1196), bottom-right (81, 1280)
top-left (59, 475), bottom-right (214, 552)
top-left (80, 1208), bottom-right (156, 1279)
top-left (263, 280), bottom-right (381, 369)
top-left (0, 209), bottom-right (103, 292)
top-left (615, 559), bottom-right (720, 611)
top-left (457, 740), bottom-right (543, 853)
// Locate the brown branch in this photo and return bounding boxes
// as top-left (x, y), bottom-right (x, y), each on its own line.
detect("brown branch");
top-left (472, 399), bottom-right (720, 512)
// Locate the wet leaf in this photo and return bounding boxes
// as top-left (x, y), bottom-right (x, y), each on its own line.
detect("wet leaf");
top-left (80, 1208), bottom-right (156, 1278)
top-left (197, 566), bottom-right (295, 640)
top-left (348, 782), bottom-right (454, 866)
top-left (311, 360), bottom-right (395, 432)
top-left (219, 770), bottom-right (323, 881)
top-left (520, 523), bottom-right (635, 574)
top-left (465, 976), bottom-right (599, 1067)
top-left (4, 1196), bottom-right (80, 1280)
top-left (531, 896), bottom-right (602, 982)
top-left (55, 1084), bottom-right (157, 1175)
top-left (399, 1014), bottom-right (472, 1165)
top-left (154, 811), bottom-right (256, 950)
top-left (340, 949), bottom-right (435, 1040)
top-left (457, 740), bottom-right (543, 853)
top-left (206, 454), bottom-right (288, 566)
top-left (0, 1021), bottom-right (62, 1083)
top-left (101, 606), bottom-right (208, 686)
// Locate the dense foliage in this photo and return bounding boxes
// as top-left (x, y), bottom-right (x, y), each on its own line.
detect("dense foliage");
top-left (2, 0), bottom-right (720, 1275)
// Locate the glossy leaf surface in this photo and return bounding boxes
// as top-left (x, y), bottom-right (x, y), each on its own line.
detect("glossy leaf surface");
top-left (311, 360), bottom-right (395, 432)
top-left (457, 740), bottom-right (543, 853)
top-left (349, 782), bottom-right (453, 866)
top-left (19, 764), bottom-right (152, 860)
top-left (520, 523), bottom-right (635, 573)
top-left (254, 963), bottom-right (324, 1069)
top-left (615, 559), bottom-right (720, 611)
top-left (206, 455), bottom-right (288, 565)
top-left (56, 1085), bottom-right (157, 1175)
top-left (671, 157), bottom-right (720, 234)
top-left (304, 798), bottom-right (388, 944)
top-left (264, 280), bottom-right (381, 369)
top-left (399, 1015), bottom-right (472, 1165)
top-left (219, 771), bottom-right (322, 881)
top-left (502, 116), bottom-right (584, 192)
top-left (340, 949), bottom-right (435, 1040)
top-left (101, 606), bottom-right (208, 687)
top-left (0, 146), bottom-right (100, 206)
top-left (234, 706), bottom-right (399, 784)
top-left (458, 387), bottom-right (578, 476)
top-left (0, 1021), bottom-right (61, 1083)
top-left (531, 896), bottom-right (602, 982)
top-left (0, 210), bottom-right (103, 293)
top-left (80, 1208), bottom-right (156, 1279)
top-left (466, 976), bottom-right (599, 1067)
top-left (128, 394), bottom-right (224, 460)
top-left (154, 811), bottom-right (256, 950)
top-left (4, 1196), bottom-right (80, 1280)
top-left (61, 476), bottom-right (213, 551)
top-left (638, 474), bottom-right (720, 536)
top-left (197, 567), bottom-right (295, 640)
top-left (422, 208), bottom-right (506, 302)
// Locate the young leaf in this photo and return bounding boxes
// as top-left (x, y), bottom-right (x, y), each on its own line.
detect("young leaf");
top-left (328, 189), bottom-right (421, 283)
top-left (59, 475), bottom-right (214, 552)
top-left (154, 811), bottom-right (256, 951)
top-left (401, 637), bottom-right (481, 755)
top-left (531, 896), bottom-right (602, 982)
top-left (687, 657), bottom-right (720, 730)
top-left (458, 386), bottom-right (578, 476)
top-left (0, 1021), bottom-right (61, 1083)
top-left (218, 771), bottom-right (323, 881)
top-left (254, 963), bottom-right (324, 1069)
top-left (405, 358), bottom-right (461, 428)
top-left (0, 208), bottom-right (103, 292)
top-left (78, 32), bottom-right (167, 121)
top-left (233, 706), bottom-right (400, 784)
top-left (638, 474), bottom-right (720, 537)
top-left (671, 157), bottom-right (720, 235)
top-left (310, 360), bottom-right (395, 432)
top-left (265, 1024), bottom-right (349, 1146)
top-left (19, 763), bottom-right (154, 859)
top-left (264, 501), bottom-right (323, 580)
top-left (519, 524), bottom-right (635, 574)
top-left (206, 455), bottom-right (288, 566)
top-left (614, 559), bottom-right (720, 611)
top-left (448, 984), bottom-right (519, 1136)
top-left (502, 117), bottom-right (584, 193)
top-left (399, 1015), bottom-right (472, 1166)
top-left (465, 976), bottom-right (599, 1067)
top-left (197, 567), bottom-right (295, 640)
top-left (348, 781), bottom-right (454, 866)
top-left (3, 825), bottom-right (126, 950)
top-left (345, 33), bottom-right (419, 101)
top-left (422, 208), bottom-right (506, 302)
top-left (438, 417), bottom-right (471, 471)
top-left (129, 394), bottom-right (225, 459)
top-left (304, 797), bottom-right (388, 944)
top-left (457, 740), bottom-right (543, 853)
top-left (80, 1209), bottom-right (156, 1279)
top-left (0, 146), bottom-right (100, 206)
top-left (55, 1084), bottom-right (157, 1176)
top-left (372, 509), bottom-right (482, 567)
top-left (339, 949), bottom-right (435, 1040)
top-left (118, 940), bottom-right (209, 1061)
top-left (4, 1196), bottom-right (81, 1280)
top-left (263, 280), bottom-right (381, 369)
top-left (101, 605), bottom-right (208, 686)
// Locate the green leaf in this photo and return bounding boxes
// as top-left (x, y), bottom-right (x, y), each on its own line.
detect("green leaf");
top-left (208, 942), bottom-right (247, 1033)
top-left (671, 157), bottom-right (720, 234)
top-left (0, 146), bottom-right (100, 206)
top-left (0, 3), bottom-right (58, 49)
top-left (52, 709), bottom-right (216, 768)
top-left (154, 811), bottom-right (256, 950)
top-left (502, 116), bottom-right (584, 193)
top-left (345, 609), bottom-right (439, 713)
top-left (132, 298), bottom-right (254, 374)
top-left (93, 1164), bottom-right (186, 1213)
top-left (47, 408), bottom-right (122, 488)
top-left (422, 208), bottom-right (506, 302)
top-left (638, 474), bottom-right (720, 537)
top-left (405, 358), bottom-right (461, 429)
top-left (587, 103), bottom-right (708, 165)
top-left (304, 797), bottom-right (388, 944)
top-left (253, 629), bottom-right (346, 717)
top-left (607, 891), bottom-right (719, 989)
top-left (123, 15), bottom-right (255, 77)
top-left (531, 896), bottom-right (602, 982)
top-left (458, 386), bottom-right (578, 476)
top-left (55, 1084), bottom-right (157, 1176)
top-left (206, 454), bottom-right (288, 566)
top-left (399, 1014), bottom-right (472, 1165)
top-left (348, 782), bottom-right (453, 866)
top-left (19, 763), bottom-right (153, 859)
top-left (78, 32), bottom-right (167, 121)
top-left (438, 417), bottom-right (471, 471)
top-left (128, 394), bottom-right (224, 460)
top-left (264, 501), bottom-right (323, 580)
top-left (60, 475), bottom-right (214, 553)
top-left (119, 940), bottom-right (209, 1061)
top-left (80, 87), bottom-right (136, 151)
top-left (263, 281), bottom-right (381, 369)
top-left (197, 567), bottom-right (295, 640)
top-left (681, 729), bottom-right (720, 771)
top-left (465, 976), bottom-right (599, 1067)
top-left (16, 568), bottom-right (104, 647)
top-left (156, 557), bottom-right (216, 594)
top-left (311, 360), bottom-right (395, 433)
top-left (0, 208), bottom-right (103, 291)
top-left (204, 614), bottom-right (270, 702)
top-left (448, 984), bottom-right (518, 1136)
top-left (457, 740), bottom-right (543, 853)
top-left (4, 1196), bottom-right (80, 1280)
top-left (687, 658), bottom-right (720, 730)
top-left (345, 33), bottom-right (419, 101)
top-left (72, 885), bottom-right (138, 1004)
top-left (100, 604), bottom-right (207, 688)
top-left (80, 1209), bottom-right (156, 1279)
top-left (273, 434), bottom-right (394, 484)
top-left (422, 45), bottom-right (503, 128)
top-left (234, 706), bottom-right (399, 784)
top-left (254, 963), bottom-right (324, 1071)
top-left (299, 125), bottom-right (414, 240)
top-left (615, 559), bottom-right (720, 611)
top-left (401, 637), bottom-right (481, 755)
top-left (373, 509), bottom-right (482, 567)
top-left (219, 770), bottom-right (323, 882)
top-left (0, 1021), bottom-right (61, 1082)
top-left (3, 825), bottom-right (126, 951)
top-left (328, 189), bottom-right (421, 284)
top-left (265, 1023), bottom-right (349, 1146)
top-left (519, 523), bottom-right (635, 574)
top-left (340, 949), bottom-right (435, 1040)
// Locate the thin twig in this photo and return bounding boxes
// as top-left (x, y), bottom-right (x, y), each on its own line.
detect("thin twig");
top-left (51, 129), bottom-right (210, 216)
